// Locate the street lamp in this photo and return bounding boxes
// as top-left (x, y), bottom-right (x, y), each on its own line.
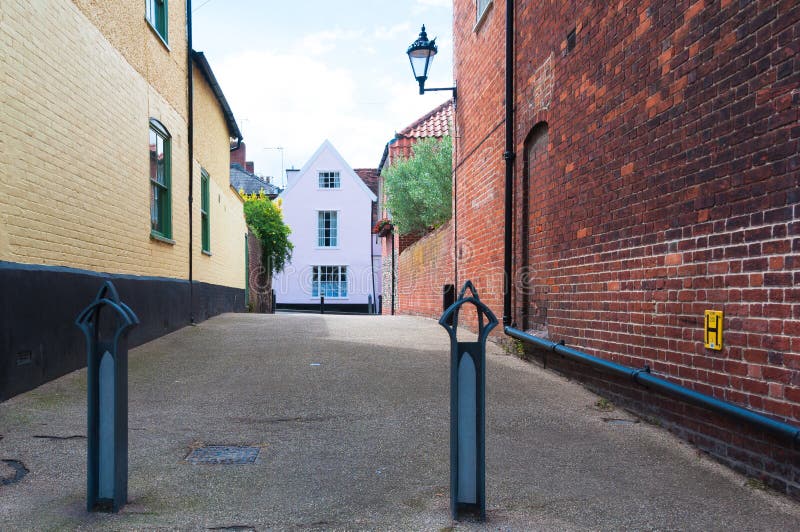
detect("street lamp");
top-left (406, 25), bottom-right (456, 99)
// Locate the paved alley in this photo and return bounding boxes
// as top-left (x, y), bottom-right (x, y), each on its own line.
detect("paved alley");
top-left (1, 313), bottom-right (798, 530)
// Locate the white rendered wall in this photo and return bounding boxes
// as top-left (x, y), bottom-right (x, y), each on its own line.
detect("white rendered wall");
top-left (274, 144), bottom-right (377, 306)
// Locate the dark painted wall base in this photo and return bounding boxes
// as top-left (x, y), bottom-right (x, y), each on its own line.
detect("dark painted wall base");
top-left (0, 262), bottom-right (245, 401)
top-left (276, 303), bottom-right (371, 314)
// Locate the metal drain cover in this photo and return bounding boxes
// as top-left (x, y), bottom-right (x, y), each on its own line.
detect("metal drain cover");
top-left (186, 446), bottom-right (260, 465)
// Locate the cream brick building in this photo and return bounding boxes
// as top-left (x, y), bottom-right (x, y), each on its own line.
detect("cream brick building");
top-left (0, 0), bottom-right (248, 399)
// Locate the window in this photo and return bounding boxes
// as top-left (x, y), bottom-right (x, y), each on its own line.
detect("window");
top-left (312, 266), bottom-right (348, 298)
top-left (201, 169), bottom-right (210, 253)
top-left (477, 0), bottom-right (491, 22)
top-left (318, 211), bottom-right (338, 247)
top-left (149, 120), bottom-right (171, 239)
top-left (145, 0), bottom-right (168, 43)
top-left (318, 171), bottom-right (340, 189)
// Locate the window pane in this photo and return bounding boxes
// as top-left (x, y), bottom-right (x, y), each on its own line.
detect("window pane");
top-left (151, 184), bottom-right (160, 232)
top-left (319, 171), bottom-right (340, 188)
top-left (149, 130), bottom-right (158, 181)
top-left (318, 211), bottom-right (337, 247)
top-left (149, 124), bottom-right (170, 237)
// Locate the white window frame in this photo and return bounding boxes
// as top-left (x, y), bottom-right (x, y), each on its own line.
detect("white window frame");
top-left (312, 265), bottom-right (348, 299)
top-left (317, 210), bottom-right (338, 247)
top-left (475, 0), bottom-right (492, 30)
top-left (318, 170), bottom-right (341, 189)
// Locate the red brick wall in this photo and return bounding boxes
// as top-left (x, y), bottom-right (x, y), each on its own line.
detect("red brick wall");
top-left (453, 0), bottom-right (800, 495)
top-left (453, 0), bottom-right (508, 318)
top-left (231, 141), bottom-right (247, 168)
top-left (397, 220), bottom-right (454, 318)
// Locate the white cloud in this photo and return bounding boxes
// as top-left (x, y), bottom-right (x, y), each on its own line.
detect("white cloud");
top-left (412, 0), bottom-right (452, 15)
top-left (372, 23), bottom-right (411, 41)
top-left (301, 28), bottom-right (364, 56)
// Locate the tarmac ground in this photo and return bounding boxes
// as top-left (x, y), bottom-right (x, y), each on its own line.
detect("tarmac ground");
top-left (1, 313), bottom-right (798, 530)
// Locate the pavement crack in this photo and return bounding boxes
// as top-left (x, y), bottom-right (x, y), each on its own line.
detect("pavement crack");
top-left (33, 434), bottom-right (86, 440)
top-left (1, 459), bottom-right (29, 486)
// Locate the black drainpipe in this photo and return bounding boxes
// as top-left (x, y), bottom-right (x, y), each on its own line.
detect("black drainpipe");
top-left (187, 0), bottom-right (195, 324)
top-left (502, 0), bottom-right (515, 326)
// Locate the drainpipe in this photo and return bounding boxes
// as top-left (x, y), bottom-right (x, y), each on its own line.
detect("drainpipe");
top-left (187, 0), bottom-right (195, 324)
top-left (502, 0), bottom-right (515, 326)
top-left (391, 233), bottom-right (395, 315)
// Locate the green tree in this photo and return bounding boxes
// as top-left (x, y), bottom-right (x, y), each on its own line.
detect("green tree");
top-left (383, 136), bottom-right (452, 235)
top-left (242, 193), bottom-right (293, 273)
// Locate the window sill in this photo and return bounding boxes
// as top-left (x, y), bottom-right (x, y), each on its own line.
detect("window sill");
top-left (150, 232), bottom-right (175, 245)
top-left (145, 18), bottom-right (170, 51)
top-left (474, 1), bottom-right (493, 33)
top-left (315, 247), bottom-right (340, 250)
top-left (202, 250), bottom-right (212, 257)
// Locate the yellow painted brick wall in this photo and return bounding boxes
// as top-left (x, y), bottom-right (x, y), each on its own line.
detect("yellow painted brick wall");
top-left (192, 66), bottom-right (248, 289)
top-left (71, 0), bottom-right (189, 121)
top-left (0, 0), bottom-right (189, 279)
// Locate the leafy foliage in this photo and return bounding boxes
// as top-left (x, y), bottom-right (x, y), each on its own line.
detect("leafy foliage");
top-left (383, 136), bottom-right (452, 235)
top-left (241, 192), bottom-right (293, 273)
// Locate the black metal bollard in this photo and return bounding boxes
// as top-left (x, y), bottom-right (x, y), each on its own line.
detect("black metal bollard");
top-left (368, 294), bottom-right (374, 314)
top-left (439, 281), bottom-right (497, 521)
top-left (271, 289), bottom-right (276, 314)
top-left (378, 295), bottom-right (383, 315)
top-left (320, 295), bottom-right (325, 314)
top-left (75, 281), bottom-right (139, 513)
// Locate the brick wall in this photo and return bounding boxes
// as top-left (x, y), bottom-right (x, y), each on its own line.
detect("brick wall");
top-left (1, 0), bottom-right (189, 279)
top-left (192, 64), bottom-right (248, 289)
top-left (452, 0), bottom-right (800, 495)
top-left (453, 0), bottom-right (509, 319)
top-left (397, 220), bottom-right (454, 318)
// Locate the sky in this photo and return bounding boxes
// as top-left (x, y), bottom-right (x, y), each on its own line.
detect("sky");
top-left (193, 0), bottom-right (454, 188)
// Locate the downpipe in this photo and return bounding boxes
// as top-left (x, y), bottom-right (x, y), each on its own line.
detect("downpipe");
top-left (505, 326), bottom-right (800, 445)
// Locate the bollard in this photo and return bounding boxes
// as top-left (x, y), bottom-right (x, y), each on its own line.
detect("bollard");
top-left (368, 294), bottom-right (374, 315)
top-left (320, 295), bottom-right (325, 314)
top-left (75, 281), bottom-right (139, 513)
top-left (378, 295), bottom-right (383, 315)
top-left (439, 281), bottom-right (497, 521)
top-left (443, 284), bottom-right (455, 326)
top-left (271, 289), bottom-right (276, 314)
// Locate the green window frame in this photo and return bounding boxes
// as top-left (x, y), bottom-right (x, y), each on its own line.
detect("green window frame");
top-left (201, 169), bottom-right (211, 254)
top-left (145, 0), bottom-right (168, 43)
top-left (149, 119), bottom-right (172, 240)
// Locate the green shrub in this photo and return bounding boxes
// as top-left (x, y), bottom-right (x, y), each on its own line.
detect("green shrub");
top-left (242, 193), bottom-right (293, 273)
top-left (383, 136), bottom-right (452, 235)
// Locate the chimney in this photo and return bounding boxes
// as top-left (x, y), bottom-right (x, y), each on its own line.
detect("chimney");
top-left (230, 141), bottom-right (247, 167)
top-left (246, 162), bottom-right (254, 174)
top-left (286, 167), bottom-right (300, 184)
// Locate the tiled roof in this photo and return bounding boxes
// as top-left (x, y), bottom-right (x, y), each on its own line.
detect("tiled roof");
top-left (354, 168), bottom-right (380, 225)
top-left (397, 99), bottom-right (453, 139)
top-left (354, 168), bottom-right (379, 196)
top-left (230, 164), bottom-right (280, 196)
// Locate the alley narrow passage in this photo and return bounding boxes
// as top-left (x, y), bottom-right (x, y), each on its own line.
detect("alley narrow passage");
top-left (1, 313), bottom-right (798, 530)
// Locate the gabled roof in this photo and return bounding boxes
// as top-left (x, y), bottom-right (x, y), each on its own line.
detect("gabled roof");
top-left (397, 99), bottom-right (453, 139)
top-left (192, 50), bottom-right (242, 141)
top-left (230, 164), bottom-right (280, 196)
top-left (280, 140), bottom-right (378, 202)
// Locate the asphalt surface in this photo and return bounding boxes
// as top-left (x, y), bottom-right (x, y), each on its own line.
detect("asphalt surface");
top-left (1, 313), bottom-right (798, 530)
